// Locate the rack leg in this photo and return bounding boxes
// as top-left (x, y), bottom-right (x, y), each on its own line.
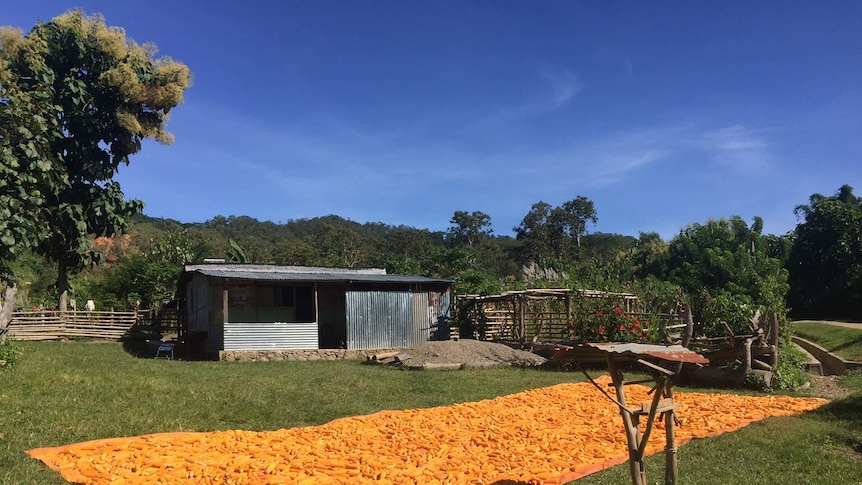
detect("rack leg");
top-left (664, 382), bottom-right (678, 485)
top-left (607, 356), bottom-right (646, 485)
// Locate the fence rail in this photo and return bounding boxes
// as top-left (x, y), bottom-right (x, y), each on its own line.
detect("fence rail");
top-left (7, 310), bottom-right (139, 340)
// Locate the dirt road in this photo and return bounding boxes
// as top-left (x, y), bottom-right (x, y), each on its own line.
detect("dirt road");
top-left (795, 320), bottom-right (862, 329)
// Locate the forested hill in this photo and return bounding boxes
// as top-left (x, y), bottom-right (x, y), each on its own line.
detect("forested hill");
top-left (128, 213), bottom-right (448, 267)
top-left (125, 212), bottom-right (636, 280)
top-left (12, 184), bottom-right (862, 323)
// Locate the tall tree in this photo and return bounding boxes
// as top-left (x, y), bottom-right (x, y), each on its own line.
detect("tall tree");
top-left (554, 196), bottom-right (598, 248)
top-left (0, 25), bottom-right (65, 340)
top-left (446, 211), bottom-right (493, 249)
top-left (788, 185), bottom-right (862, 319)
top-left (2, 11), bottom-right (191, 311)
top-left (514, 196), bottom-right (598, 264)
top-left (514, 201), bottom-right (557, 263)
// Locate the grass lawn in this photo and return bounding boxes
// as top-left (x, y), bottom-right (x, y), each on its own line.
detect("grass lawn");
top-left (1, 340), bottom-right (860, 484)
top-left (794, 321), bottom-right (862, 361)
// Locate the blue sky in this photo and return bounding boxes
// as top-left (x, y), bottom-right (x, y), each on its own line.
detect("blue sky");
top-left (4, 1), bottom-right (861, 239)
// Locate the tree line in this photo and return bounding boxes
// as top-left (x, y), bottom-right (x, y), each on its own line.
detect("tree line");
top-left (9, 184), bottom-right (861, 327)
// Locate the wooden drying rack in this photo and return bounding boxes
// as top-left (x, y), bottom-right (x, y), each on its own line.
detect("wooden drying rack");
top-left (548, 342), bottom-right (710, 485)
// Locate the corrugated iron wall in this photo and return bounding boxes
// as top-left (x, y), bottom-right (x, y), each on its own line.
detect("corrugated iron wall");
top-left (346, 291), bottom-right (414, 349)
top-left (429, 290), bottom-right (451, 328)
top-left (223, 321), bottom-right (318, 351)
top-left (345, 290), bottom-right (451, 350)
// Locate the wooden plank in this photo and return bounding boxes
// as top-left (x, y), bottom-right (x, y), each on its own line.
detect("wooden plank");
top-left (633, 398), bottom-right (680, 416)
top-left (635, 359), bottom-right (674, 376)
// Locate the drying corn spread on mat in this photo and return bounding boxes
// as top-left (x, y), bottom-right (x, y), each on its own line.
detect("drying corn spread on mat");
top-left (28, 376), bottom-right (827, 485)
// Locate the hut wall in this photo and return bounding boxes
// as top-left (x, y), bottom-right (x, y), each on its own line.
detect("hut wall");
top-left (345, 290), bottom-right (449, 350)
top-left (223, 321), bottom-right (318, 351)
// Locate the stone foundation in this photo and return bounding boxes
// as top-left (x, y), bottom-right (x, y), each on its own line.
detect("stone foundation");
top-left (218, 348), bottom-right (405, 362)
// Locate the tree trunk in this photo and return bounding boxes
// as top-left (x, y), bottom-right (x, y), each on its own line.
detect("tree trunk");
top-left (58, 259), bottom-right (69, 314)
top-left (1, 284), bottom-right (17, 345)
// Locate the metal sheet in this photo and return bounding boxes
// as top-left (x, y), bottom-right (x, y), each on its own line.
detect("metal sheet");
top-left (549, 342), bottom-right (709, 365)
top-left (586, 342), bottom-right (709, 364)
top-left (223, 321), bottom-right (318, 351)
top-left (412, 292), bottom-right (431, 344)
top-left (190, 268), bottom-right (452, 284)
top-left (346, 291), bottom-right (430, 350)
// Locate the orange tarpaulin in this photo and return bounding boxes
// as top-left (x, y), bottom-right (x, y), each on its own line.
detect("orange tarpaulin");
top-left (28, 377), bottom-right (826, 485)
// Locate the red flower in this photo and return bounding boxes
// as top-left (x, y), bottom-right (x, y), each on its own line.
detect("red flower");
top-left (634, 320), bottom-right (641, 329)
top-left (596, 311), bottom-right (605, 317)
top-left (613, 306), bottom-right (622, 315)
top-left (598, 326), bottom-right (606, 335)
top-left (618, 325), bottom-right (625, 332)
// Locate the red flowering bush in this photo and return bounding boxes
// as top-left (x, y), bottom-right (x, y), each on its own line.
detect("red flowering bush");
top-left (571, 306), bottom-right (650, 343)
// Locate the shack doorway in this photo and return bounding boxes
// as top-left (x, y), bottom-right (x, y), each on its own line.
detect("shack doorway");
top-left (317, 284), bottom-right (347, 348)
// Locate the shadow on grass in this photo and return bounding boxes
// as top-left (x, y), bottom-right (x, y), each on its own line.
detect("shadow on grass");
top-left (815, 393), bottom-right (862, 425)
top-left (122, 338), bottom-right (158, 359)
top-left (830, 335), bottom-right (862, 354)
top-left (121, 335), bottom-right (214, 361)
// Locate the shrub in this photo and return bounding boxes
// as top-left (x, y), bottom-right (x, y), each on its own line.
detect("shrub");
top-left (699, 291), bottom-right (755, 337)
top-left (573, 306), bottom-right (650, 343)
top-left (0, 339), bottom-right (23, 371)
top-left (773, 335), bottom-right (809, 390)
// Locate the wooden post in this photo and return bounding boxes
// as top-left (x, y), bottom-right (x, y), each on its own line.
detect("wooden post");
top-left (606, 355), bottom-right (646, 485)
top-left (743, 337), bottom-right (753, 374)
top-left (519, 295), bottom-right (526, 343)
top-left (672, 305), bottom-right (695, 376)
top-left (680, 305), bottom-right (693, 348)
top-left (663, 380), bottom-right (678, 485)
top-left (313, 283), bottom-right (319, 323)
top-left (222, 287), bottom-right (229, 325)
top-left (768, 312), bottom-right (779, 368)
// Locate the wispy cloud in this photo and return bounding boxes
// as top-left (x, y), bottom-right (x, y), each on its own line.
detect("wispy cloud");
top-left (479, 122), bottom-right (775, 201)
top-left (538, 64), bottom-right (584, 110)
top-left (471, 63), bottom-right (583, 128)
top-left (130, 96), bottom-right (780, 234)
top-left (694, 125), bottom-right (772, 173)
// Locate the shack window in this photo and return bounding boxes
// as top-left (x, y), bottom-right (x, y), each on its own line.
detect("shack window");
top-left (258, 286), bottom-right (295, 307)
top-left (280, 286), bottom-right (295, 307)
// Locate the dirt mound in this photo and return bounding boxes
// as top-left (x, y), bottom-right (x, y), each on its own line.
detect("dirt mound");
top-left (395, 339), bottom-right (546, 369)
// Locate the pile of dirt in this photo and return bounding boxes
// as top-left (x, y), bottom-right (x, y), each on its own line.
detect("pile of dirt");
top-left (394, 339), bottom-right (546, 369)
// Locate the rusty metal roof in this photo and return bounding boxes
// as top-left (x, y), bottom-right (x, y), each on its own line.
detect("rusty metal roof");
top-left (552, 342), bottom-right (709, 365)
top-left (588, 342), bottom-right (709, 364)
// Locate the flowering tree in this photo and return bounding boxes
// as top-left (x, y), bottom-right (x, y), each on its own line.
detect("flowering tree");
top-left (1, 10), bottom-right (191, 312)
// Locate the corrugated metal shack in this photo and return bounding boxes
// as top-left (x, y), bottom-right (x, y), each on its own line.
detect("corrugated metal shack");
top-left (178, 264), bottom-right (452, 355)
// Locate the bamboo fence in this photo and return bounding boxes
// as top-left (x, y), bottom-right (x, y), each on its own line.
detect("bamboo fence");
top-left (7, 310), bottom-right (139, 340)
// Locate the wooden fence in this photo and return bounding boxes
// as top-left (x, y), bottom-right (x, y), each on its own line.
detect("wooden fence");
top-left (457, 289), bottom-right (679, 343)
top-left (7, 310), bottom-right (139, 341)
top-left (135, 308), bottom-right (183, 331)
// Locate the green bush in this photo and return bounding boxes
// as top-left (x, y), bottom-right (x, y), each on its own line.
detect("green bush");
top-left (773, 336), bottom-right (809, 390)
top-left (699, 291), bottom-right (755, 337)
top-left (0, 339), bottom-right (23, 371)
